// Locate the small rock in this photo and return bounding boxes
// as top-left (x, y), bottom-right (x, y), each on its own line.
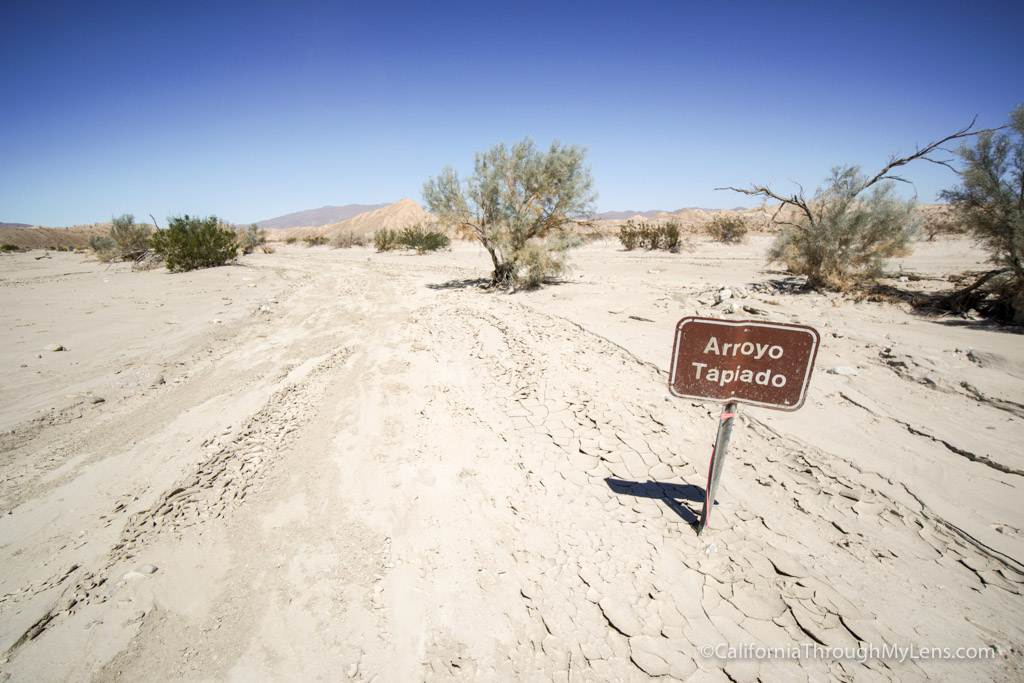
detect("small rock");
top-left (139, 564), bottom-right (158, 574)
top-left (898, 276), bottom-right (909, 282)
top-left (705, 543), bottom-right (718, 555)
top-left (150, 376), bottom-right (165, 387)
top-left (725, 302), bottom-right (740, 314)
top-left (258, 305), bottom-right (271, 313)
top-left (44, 343), bottom-right (64, 352)
top-left (734, 286), bottom-right (749, 298)
top-left (90, 396), bottom-right (105, 404)
top-left (828, 366), bottom-right (858, 376)
top-left (715, 288), bottom-right (732, 303)
top-left (347, 663), bottom-right (358, 678)
top-left (212, 319), bottom-right (222, 324)
top-left (122, 570), bottom-right (147, 581)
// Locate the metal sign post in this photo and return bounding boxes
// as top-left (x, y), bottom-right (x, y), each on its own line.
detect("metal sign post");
top-left (697, 402), bottom-right (738, 535)
top-left (668, 317), bottom-right (820, 535)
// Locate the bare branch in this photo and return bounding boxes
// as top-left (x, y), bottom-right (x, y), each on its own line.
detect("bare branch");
top-left (716, 185), bottom-right (815, 227)
top-left (859, 115), bottom-right (979, 191)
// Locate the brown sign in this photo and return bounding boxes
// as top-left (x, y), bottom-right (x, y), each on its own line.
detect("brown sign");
top-left (669, 317), bottom-right (819, 411)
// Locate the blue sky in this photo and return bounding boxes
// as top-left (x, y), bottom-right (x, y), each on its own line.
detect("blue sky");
top-left (2, 0), bottom-right (1021, 226)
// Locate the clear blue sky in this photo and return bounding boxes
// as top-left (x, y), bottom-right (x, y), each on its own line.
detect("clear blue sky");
top-left (2, 0), bottom-right (1021, 226)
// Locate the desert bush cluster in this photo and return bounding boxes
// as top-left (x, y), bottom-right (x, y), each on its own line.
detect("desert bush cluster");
top-left (150, 215), bottom-right (238, 272)
top-left (618, 220), bottom-right (682, 251)
top-left (332, 231), bottom-right (365, 248)
top-left (90, 214), bottom-right (152, 263)
top-left (373, 224), bottom-right (450, 254)
top-left (705, 215), bottom-right (748, 244)
top-left (302, 235), bottom-right (329, 247)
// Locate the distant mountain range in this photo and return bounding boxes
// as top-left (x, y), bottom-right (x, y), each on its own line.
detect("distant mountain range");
top-left (0, 222), bottom-right (33, 229)
top-left (255, 204), bottom-right (389, 230)
top-left (265, 199), bottom-right (433, 240)
top-left (588, 208), bottom-right (750, 220)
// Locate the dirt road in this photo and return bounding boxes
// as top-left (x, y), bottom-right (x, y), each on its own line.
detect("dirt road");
top-left (1, 245), bottom-right (1021, 681)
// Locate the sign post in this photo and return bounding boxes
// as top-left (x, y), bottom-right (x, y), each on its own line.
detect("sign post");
top-left (668, 317), bottom-right (819, 534)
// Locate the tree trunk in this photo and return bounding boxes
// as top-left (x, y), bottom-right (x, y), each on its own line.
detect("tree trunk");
top-left (486, 247), bottom-right (516, 288)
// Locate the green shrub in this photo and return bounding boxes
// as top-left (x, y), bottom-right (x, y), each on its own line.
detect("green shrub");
top-left (373, 228), bottom-right (399, 252)
top-left (661, 222), bottom-right (681, 251)
top-left (150, 215), bottom-right (238, 272)
top-left (1, 244), bottom-right (21, 253)
top-left (237, 224), bottom-right (266, 254)
top-left (302, 234), bottom-right (328, 247)
top-left (398, 223), bottom-right (450, 253)
top-left (618, 220), bottom-right (683, 251)
top-left (706, 215), bottom-right (748, 244)
top-left (618, 220), bottom-right (641, 250)
top-left (285, 236), bottom-right (298, 245)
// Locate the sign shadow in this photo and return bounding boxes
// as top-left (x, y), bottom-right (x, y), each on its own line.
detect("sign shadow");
top-left (604, 477), bottom-right (710, 525)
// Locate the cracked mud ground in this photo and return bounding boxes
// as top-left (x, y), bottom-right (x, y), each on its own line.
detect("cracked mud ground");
top-left (1, 241), bottom-right (1022, 681)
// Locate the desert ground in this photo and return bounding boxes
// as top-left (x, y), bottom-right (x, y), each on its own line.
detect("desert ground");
top-left (1, 235), bottom-right (1022, 681)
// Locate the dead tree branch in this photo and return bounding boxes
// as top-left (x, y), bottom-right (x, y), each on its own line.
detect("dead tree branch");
top-left (715, 116), bottom-right (982, 227)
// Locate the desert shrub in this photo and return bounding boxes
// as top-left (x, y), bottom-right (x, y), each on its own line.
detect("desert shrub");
top-left (706, 215), bottom-right (748, 244)
top-left (150, 215), bottom-right (238, 272)
top-left (302, 234), bottom-right (328, 247)
top-left (261, 245), bottom-right (276, 254)
top-left (88, 234), bottom-right (115, 259)
top-left (237, 224), bottom-right (266, 255)
top-left (517, 235), bottom-right (573, 288)
top-left (423, 136), bottom-right (595, 288)
top-left (109, 214), bottom-right (153, 262)
top-left (723, 120), bottom-right (977, 291)
top-left (618, 220), bottom-right (682, 251)
top-left (766, 170), bottom-right (916, 290)
top-left (332, 230), bottom-right (365, 248)
top-left (373, 228), bottom-right (399, 252)
top-left (1, 244), bottom-right (21, 253)
top-left (662, 221), bottom-right (681, 251)
top-left (618, 220), bottom-right (641, 250)
top-left (285, 236), bottom-right (298, 245)
top-left (398, 223), bottom-right (450, 253)
top-left (939, 104), bottom-right (1024, 321)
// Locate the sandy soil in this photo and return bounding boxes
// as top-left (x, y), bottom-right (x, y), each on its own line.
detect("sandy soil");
top-left (0, 236), bottom-right (1021, 681)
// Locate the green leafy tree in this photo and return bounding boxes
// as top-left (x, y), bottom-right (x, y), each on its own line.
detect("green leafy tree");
top-left (722, 122), bottom-right (977, 290)
top-left (939, 104), bottom-right (1024, 321)
top-left (150, 215), bottom-right (238, 272)
top-left (423, 136), bottom-right (596, 288)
